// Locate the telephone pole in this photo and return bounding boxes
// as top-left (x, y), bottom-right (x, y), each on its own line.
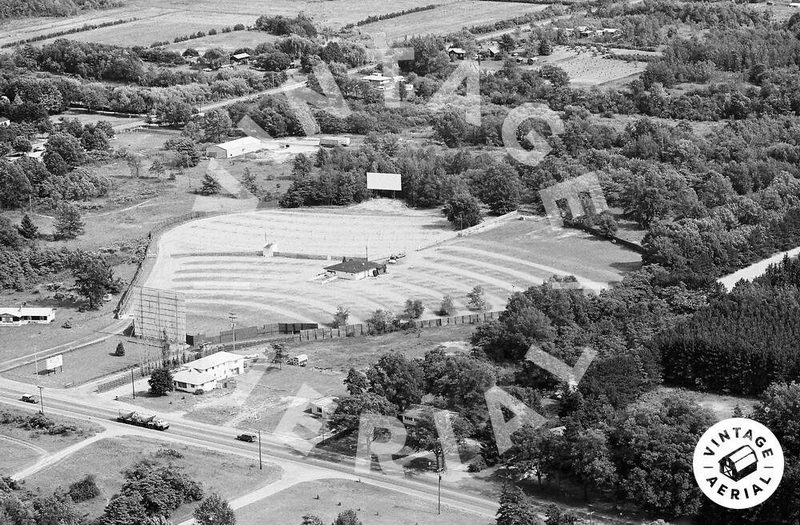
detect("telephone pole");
top-left (228, 312), bottom-right (238, 352)
top-left (131, 369), bottom-right (136, 399)
top-left (258, 430), bottom-right (263, 470)
top-left (37, 386), bottom-right (44, 415)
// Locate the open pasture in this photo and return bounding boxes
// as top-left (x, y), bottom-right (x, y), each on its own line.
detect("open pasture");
top-left (143, 204), bottom-right (641, 333)
top-left (356, 1), bottom-right (551, 42)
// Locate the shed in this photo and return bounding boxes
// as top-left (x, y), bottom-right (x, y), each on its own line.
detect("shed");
top-left (231, 52), bottom-right (251, 63)
top-left (324, 259), bottom-right (387, 280)
top-left (401, 404), bottom-right (458, 426)
top-left (363, 74), bottom-right (393, 87)
top-left (319, 136), bottom-right (351, 147)
top-left (206, 136), bottom-right (265, 158)
top-left (310, 396), bottom-right (339, 418)
top-left (448, 47), bottom-right (466, 60)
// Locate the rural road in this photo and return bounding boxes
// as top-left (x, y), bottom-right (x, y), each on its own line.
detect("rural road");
top-left (0, 377), bottom-right (499, 520)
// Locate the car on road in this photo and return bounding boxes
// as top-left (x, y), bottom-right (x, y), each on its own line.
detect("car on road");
top-left (20, 394), bottom-right (37, 404)
top-left (236, 433), bottom-right (257, 443)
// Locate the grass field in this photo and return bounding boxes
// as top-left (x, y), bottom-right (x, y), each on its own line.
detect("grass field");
top-left (355, 1), bottom-right (551, 41)
top-left (236, 479), bottom-right (493, 525)
top-left (22, 435), bottom-right (281, 522)
top-left (143, 201), bottom-right (640, 333)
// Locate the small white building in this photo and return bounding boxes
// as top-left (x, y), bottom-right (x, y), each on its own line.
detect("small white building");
top-left (206, 136), bottom-right (265, 159)
top-left (310, 396), bottom-right (339, 419)
top-left (324, 259), bottom-right (386, 280)
top-left (363, 74), bottom-right (393, 88)
top-left (0, 117), bottom-right (10, 127)
top-left (173, 369), bottom-right (217, 393)
top-left (0, 307), bottom-right (55, 326)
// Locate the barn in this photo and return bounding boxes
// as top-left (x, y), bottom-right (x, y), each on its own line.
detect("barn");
top-left (324, 259), bottom-right (387, 280)
top-left (206, 137), bottom-right (265, 159)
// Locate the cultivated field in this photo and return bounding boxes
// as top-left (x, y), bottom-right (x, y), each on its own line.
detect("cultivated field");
top-left (0, 0), bottom-right (474, 48)
top-left (355, 1), bottom-right (551, 42)
top-left (143, 201), bottom-right (641, 333)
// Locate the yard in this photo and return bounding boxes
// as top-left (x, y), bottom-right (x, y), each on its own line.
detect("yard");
top-left (236, 479), bottom-right (493, 525)
top-left (21, 435), bottom-right (282, 522)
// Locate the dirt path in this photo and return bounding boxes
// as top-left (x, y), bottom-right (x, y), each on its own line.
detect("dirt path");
top-left (718, 246), bottom-right (800, 291)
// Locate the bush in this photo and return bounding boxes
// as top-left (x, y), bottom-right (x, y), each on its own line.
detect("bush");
top-left (366, 309), bottom-right (397, 335)
top-left (466, 286), bottom-right (488, 311)
top-left (114, 341), bottom-right (125, 356)
top-left (467, 456), bottom-right (487, 473)
top-left (439, 295), bottom-right (456, 316)
top-left (403, 298), bottom-right (425, 319)
top-left (68, 474), bottom-right (101, 502)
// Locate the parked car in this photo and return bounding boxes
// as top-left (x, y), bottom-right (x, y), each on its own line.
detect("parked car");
top-left (287, 354), bottom-right (308, 367)
top-left (20, 394), bottom-right (37, 404)
top-left (236, 433), bottom-right (257, 443)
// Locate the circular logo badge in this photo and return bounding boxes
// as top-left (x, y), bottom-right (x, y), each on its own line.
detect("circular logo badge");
top-left (693, 418), bottom-right (784, 509)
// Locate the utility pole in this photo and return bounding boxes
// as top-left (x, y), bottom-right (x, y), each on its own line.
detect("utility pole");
top-left (258, 430), bottom-right (263, 470)
top-left (437, 456), bottom-right (442, 515)
top-left (131, 369), bottom-right (136, 399)
top-left (37, 386), bottom-right (44, 415)
top-left (34, 352), bottom-right (38, 376)
top-left (229, 312), bottom-right (238, 352)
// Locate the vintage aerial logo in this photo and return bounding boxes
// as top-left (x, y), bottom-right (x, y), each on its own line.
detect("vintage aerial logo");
top-left (693, 418), bottom-right (784, 509)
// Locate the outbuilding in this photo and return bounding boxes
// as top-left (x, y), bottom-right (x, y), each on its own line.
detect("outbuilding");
top-left (0, 307), bottom-right (55, 326)
top-left (324, 259), bottom-right (387, 280)
top-left (310, 396), bottom-right (339, 419)
top-left (319, 136), bottom-right (351, 147)
top-left (206, 136), bottom-right (265, 159)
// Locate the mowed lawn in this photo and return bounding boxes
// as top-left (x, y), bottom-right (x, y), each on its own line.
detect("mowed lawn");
top-left (236, 479), bottom-right (493, 525)
top-left (23, 435), bottom-right (282, 522)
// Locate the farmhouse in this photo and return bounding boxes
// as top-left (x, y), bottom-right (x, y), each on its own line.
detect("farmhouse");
top-left (448, 47), bottom-right (466, 60)
top-left (206, 136), bottom-right (265, 159)
top-left (310, 396), bottom-right (339, 419)
top-left (324, 258), bottom-right (387, 280)
top-left (0, 307), bottom-right (55, 326)
top-left (181, 351), bottom-right (244, 382)
top-left (173, 369), bottom-right (217, 393)
top-left (401, 404), bottom-right (458, 426)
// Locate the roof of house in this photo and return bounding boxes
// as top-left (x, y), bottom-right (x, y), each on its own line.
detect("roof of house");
top-left (324, 259), bottom-right (384, 274)
top-left (311, 396), bottom-right (339, 409)
top-left (448, 47), bottom-right (466, 54)
top-left (0, 307), bottom-right (54, 317)
top-left (231, 52), bottom-right (251, 59)
top-left (211, 136), bottom-right (264, 152)
top-left (173, 368), bottom-right (216, 386)
top-left (363, 74), bottom-right (392, 82)
top-left (188, 351), bottom-right (243, 371)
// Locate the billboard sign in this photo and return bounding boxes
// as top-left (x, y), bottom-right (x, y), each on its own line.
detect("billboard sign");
top-left (367, 172), bottom-right (402, 191)
top-left (45, 354), bottom-right (63, 370)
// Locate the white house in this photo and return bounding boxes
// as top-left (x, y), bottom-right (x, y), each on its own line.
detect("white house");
top-left (363, 74), bottom-right (393, 88)
top-left (324, 259), bottom-right (386, 280)
top-left (310, 396), bottom-right (339, 419)
top-left (185, 351), bottom-right (244, 381)
top-left (0, 307), bottom-right (55, 326)
top-left (173, 369), bottom-right (217, 393)
top-left (206, 136), bottom-right (264, 159)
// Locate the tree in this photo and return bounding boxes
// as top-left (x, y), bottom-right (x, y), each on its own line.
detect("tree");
top-left (33, 492), bottom-right (84, 525)
top-left (115, 341), bottom-right (125, 357)
top-left (332, 305), bottom-right (349, 328)
top-left (439, 295), bottom-right (456, 316)
top-left (241, 167), bottom-right (259, 194)
top-left (200, 173), bottom-right (221, 195)
top-left (11, 136), bottom-right (31, 153)
top-left (148, 368), bottom-right (174, 396)
top-left (127, 153), bottom-right (143, 178)
top-left (0, 161), bottom-right (32, 208)
top-left (73, 255), bottom-right (117, 309)
top-left (467, 285), bottom-right (487, 311)
top-left (45, 132), bottom-right (85, 168)
top-left (366, 309), bottom-right (396, 334)
top-left (194, 493), bottom-right (235, 525)
top-left (496, 485), bottom-right (539, 525)
top-left (202, 109), bottom-right (232, 143)
top-left (403, 298), bottom-right (425, 319)
top-left (366, 353), bottom-right (424, 411)
top-left (481, 163), bottom-right (521, 215)
top-left (538, 38), bottom-right (553, 56)
top-left (544, 504), bottom-right (578, 525)
top-left (17, 214), bottom-right (38, 240)
top-left (499, 34), bottom-right (516, 54)
top-left (332, 509), bottom-right (362, 525)
top-left (301, 517), bottom-right (324, 525)
top-left (68, 474), bottom-right (101, 502)
top-left (344, 368), bottom-right (368, 395)
top-left (446, 193), bottom-right (481, 230)
top-left (330, 392), bottom-right (396, 433)
top-left (97, 493), bottom-right (148, 525)
top-left (0, 216), bottom-right (23, 248)
top-left (54, 202), bottom-right (85, 240)
top-left (149, 159), bottom-right (166, 179)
